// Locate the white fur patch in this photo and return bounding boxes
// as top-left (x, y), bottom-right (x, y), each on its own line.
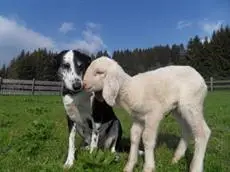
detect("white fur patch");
top-left (90, 122), bottom-right (101, 153)
top-left (90, 132), bottom-right (99, 153)
top-left (64, 123), bottom-right (76, 168)
top-left (63, 93), bottom-right (93, 124)
top-left (95, 123), bottom-right (101, 130)
top-left (62, 50), bottom-right (82, 91)
top-left (63, 95), bottom-right (74, 105)
top-left (90, 92), bottom-right (95, 108)
top-left (111, 146), bottom-right (116, 153)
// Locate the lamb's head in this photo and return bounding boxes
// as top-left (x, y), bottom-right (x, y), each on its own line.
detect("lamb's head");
top-left (83, 56), bottom-right (121, 106)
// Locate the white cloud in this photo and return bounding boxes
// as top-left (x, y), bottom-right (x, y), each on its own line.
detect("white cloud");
top-left (0, 16), bottom-right (56, 65)
top-left (201, 37), bottom-right (211, 44)
top-left (61, 23), bottom-right (106, 55)
top-left (177, 20), bottom-right (192, 30)
top-left (199, 19), bottom-right (224, 35)
top-left (0, 16), bottom-right (55, 49)
top-left (198, 19), bottom-right (224, 44)
top-left (59, 22), bottom-right (75, 34)
top-left (86, 22), bottom-right (101, 30)
top-left (0, 16), bottom-right (106, 65)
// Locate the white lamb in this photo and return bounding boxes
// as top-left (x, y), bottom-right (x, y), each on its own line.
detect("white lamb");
top-left (82, 56), bottom-right (211, 172)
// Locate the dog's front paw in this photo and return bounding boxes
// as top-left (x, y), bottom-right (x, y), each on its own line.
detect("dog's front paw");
top-left (90, 147), bottom-right (95, 154)
top-left (63, 159), bottom-right (74, 169)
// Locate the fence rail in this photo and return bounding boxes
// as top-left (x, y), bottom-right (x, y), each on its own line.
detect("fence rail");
top-left (0, 78), bottom-right (63, 95)
top-left (0, 77), bottom-right (230, 95)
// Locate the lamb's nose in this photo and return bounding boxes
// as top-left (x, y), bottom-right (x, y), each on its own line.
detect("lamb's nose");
top-left (83, 82), bottom-right (87, 89)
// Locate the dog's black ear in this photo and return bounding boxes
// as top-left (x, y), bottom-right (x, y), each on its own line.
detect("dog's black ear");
top-left (73, 50), bottom-right (92, 63)
top-left (53, 50), bottom-right (68, 68)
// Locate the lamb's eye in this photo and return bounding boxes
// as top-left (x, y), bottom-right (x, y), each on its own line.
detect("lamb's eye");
top-left (96, 71), bottom-right (104, 75)
top-left (94, 70), bottom-right (104, 76)
top-left (62, 63), bottom-right (70, 69)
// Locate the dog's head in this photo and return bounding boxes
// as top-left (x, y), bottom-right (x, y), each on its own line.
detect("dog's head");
top-left (54, 50), bottom-right (92, 92)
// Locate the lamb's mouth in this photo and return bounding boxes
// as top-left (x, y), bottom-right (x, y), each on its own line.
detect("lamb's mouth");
top-left (82, 84), bottom-right (91, 91)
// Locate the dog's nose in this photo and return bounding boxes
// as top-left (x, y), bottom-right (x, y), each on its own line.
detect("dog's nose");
top-left (72, 82), bottom-right (82, 90)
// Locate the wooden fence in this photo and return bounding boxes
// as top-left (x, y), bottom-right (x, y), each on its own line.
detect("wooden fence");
top-left (206, 77), bottom-right (230, 92)
top-left (0, 78), bottom-right (63, 95)
top-left (0, 77), bottom-right (230, 95)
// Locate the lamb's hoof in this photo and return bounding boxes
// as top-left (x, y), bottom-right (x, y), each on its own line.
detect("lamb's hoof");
top-left (123, 168), bottom-right (132, 172)
top-left (123, 164), bottom-right (133, 172)
top-left (143, 167), bottom-right (155, 172)
top-left (171, 156), bottom-right (179, 164)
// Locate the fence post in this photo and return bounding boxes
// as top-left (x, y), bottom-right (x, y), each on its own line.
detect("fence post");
top-left (32, 78), bottom-right (35, 95)
top-left (210, 77), bottom-right (213, 92)
top-left (0, 77), bottom-right (2, 94)
top-left (60, 81), bottom-right (64, 96)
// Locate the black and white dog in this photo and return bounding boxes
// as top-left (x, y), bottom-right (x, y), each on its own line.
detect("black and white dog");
top-left (54, 50), bottom-right (122, 168)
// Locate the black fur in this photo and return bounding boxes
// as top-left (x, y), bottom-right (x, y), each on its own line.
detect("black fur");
top-left (91, 98), bottom-right (122, 150)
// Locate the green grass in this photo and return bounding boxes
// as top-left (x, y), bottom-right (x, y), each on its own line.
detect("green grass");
top-left (0, 91), bottom-right (230, 172)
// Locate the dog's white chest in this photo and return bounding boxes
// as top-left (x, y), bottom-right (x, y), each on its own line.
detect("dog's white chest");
top-left (63, 92), bottom-right (92, 123)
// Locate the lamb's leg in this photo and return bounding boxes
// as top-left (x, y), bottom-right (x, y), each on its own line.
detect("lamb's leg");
top-left (179, 104), bottom-right (211, 172)
top-left (123, 120), bottom-right (144, 172)
top-left (64, 122), bottom-right (76, 168)
top-left (172, 110), bottom-right (191, 164)
top-left (142, 113), bottom-right (163, 172)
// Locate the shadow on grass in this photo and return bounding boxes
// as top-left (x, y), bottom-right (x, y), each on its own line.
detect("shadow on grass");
top-left (118, 133), bottom-right (193, 168)
top-left (118, 133), bottom-right (181, 153)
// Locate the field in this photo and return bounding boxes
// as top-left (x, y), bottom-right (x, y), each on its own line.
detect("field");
top-left (0, 91), bottom-right (230, 172)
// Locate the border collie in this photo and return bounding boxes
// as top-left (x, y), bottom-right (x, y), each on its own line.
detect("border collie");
top-left (54, 50), bottom-right (122, 168)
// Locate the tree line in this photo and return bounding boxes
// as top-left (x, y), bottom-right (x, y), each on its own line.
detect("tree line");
top-left (0, 25), bottom-right (229, 81)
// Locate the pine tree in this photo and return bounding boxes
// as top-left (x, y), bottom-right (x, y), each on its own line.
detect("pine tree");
top-left (209, 25), bottom-right (230, 78)
top-left (0, 64), bottom-right (7, 78)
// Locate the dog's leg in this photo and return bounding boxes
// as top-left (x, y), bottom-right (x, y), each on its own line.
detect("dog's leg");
top-left (110, 138), bottom-right (121, 162)
top-left (90, 122), bottom-right (101, 153)
top-left (110, 122), bottom-right (121, 153)
top-left (64, 119), bottom-right (76, 169)
top-left (111, 142), bottom-right (116, 153)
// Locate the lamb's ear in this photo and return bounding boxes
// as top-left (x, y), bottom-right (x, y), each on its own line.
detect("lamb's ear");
top-left (102, 71), bottom-right (120, 106)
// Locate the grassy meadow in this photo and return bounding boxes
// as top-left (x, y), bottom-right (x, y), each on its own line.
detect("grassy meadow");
top-left (0, 91), bottom-right (230, 172)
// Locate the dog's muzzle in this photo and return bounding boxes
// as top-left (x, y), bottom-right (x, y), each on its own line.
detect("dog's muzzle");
top-left (73, 82), bottom-right (82, 90)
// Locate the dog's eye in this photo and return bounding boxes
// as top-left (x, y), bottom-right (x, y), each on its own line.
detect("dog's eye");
top-left (62, 63), bottom-right (70, 69)
top-left (79, 64), bottom-right (84, 69)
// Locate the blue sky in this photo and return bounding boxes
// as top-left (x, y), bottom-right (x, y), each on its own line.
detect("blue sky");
top-left (0, 0), bottom-right (229, 65)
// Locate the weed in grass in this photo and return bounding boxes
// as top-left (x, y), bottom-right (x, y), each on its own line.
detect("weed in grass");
top-left (25, 106), bottom-right (50, 116)
top-left (15, 119), bottom-right (54, 157)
